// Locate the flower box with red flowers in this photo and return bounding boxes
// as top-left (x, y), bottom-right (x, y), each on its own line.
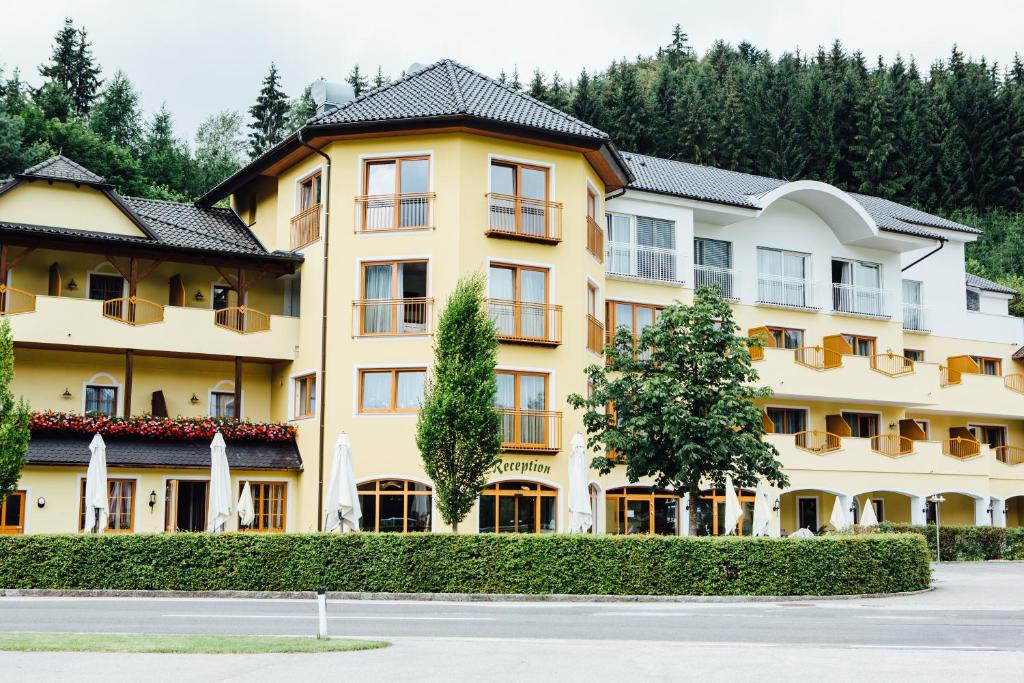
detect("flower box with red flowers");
top-left (28, 411), bottom-right (296, 443)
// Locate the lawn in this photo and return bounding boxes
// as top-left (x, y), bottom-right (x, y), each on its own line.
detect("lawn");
top-left (0, 632), bottom-right (389, 654)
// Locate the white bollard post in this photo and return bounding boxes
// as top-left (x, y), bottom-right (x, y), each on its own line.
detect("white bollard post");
top-left (317, 587), bottom-right (328, 640)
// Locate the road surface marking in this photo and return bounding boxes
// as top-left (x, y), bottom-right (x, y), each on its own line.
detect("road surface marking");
top-left (161, 614), bottom-right (494, 622)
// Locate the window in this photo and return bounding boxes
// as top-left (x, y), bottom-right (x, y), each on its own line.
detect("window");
top-left (164, 480), bottom-right (208, 532)
top-left (695, 488), bottom-right (756, 536)
top-left (0, 491), bottom-right (25, 534)
top-left (358, 368), bottom-right (426, 413)
top-left (914, 420), bottom-right (930, 439)
top-left (757, 247), bottom-right (811, 307)
top-left (605, 487), bottom-right (680, 535)
top-left (361, 157), bottom-right (430, 230)
top-left (488, 160), bottom-right (551, 238)
top-left (586, 188), bottom-right (603, 261)
top-left (299, 170), bottom-right (321, 212)
top-left (212, 284), bottom-right (236, 311)
top-left (966, 289), bottom-right (981, 311)
top-left (210, 391), bottom-right (234, 418)
top-left (842, 334), bottom-right (876, 357)
top-left (79, 479), bottom-right (134, 532)
top-left (765, 407), bottom-right (807, 435)
top-left (495, 370), bottom-right (550, 449)
top-left (85, 385), bottom-right (117, 416)
top-left (239, 482), bottom-right (286, 532)
top-left (903, 280), bottom-right (925, 330)
top-left (832, 259), bottom-right (883, 315)
top-left (360, 260), bottom-right (429, 335)
top-left (605, 213), bottom-right (677, 282)
top-left (969, 424), bottom-right (1007, 448)
top-left (605, 300), bottom-right (661, 350)
top-left (926, 500), bottom-right (938, 524)
top-left (694, 237), bottom-right (734, 298)
top-left (357, 479), bottom-right (432, 532)
top-left (971, 356), bottom-right (1002, 376)
top-left (478, 481), bottom-right (556, 533)
top-left (797, 497), bottom-right (819, 532)
top-left (488, 263), bottom-right (550, 341)
top-left (283, 276), bottom-right (301, 317)
top-left (842, 412), bottom-right (880, 438)
top-left (904, 349), bottom-right (925, 362)
top-left (294, 374), bottom-right (316, 419)
top-left (766, 326), bottom-right (804, 350)
top-left (586, 282), bottom-right (602, 354)
top-left (88, 273), bottom-right (124, 302)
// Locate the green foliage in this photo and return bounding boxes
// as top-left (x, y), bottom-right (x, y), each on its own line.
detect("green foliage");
top-left (0, 319), bottom-right (30, 502)
top-left (416, 275), bottom-right (502, 532)
top-left (0, 533), bottom-right (931, 596)
top-left (90, 70), bottom-right (143, 151)
top-left (37, 18), bottom-right (102, 118)
top-left (877, 523), bottom-right (1024, 561)
top-left (346, 64), bottom-right (369, 98)
top-left (568, 287), bottom-right (787, 534)
top-left (193, 110), bottom-right (246, 191)
top-left (247, 62), bottom-right (290, 158)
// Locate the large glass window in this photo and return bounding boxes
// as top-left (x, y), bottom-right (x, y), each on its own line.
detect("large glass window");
top-left (765, 407), bottom-right (807, 435)
top-left (694, 237), bottom-right (734, 298)
top-left (362, 157), bottom-right (430, 229)
top-left (358, 479), bottom-right (432, 532)
top-left (832, 259), bottom-right (883, 315)
top-left (757, 247), bottom-right (810, 307)
top-left (294, 374), bottom-right (316, 419)
top-left (360, 260), bottom-right (429, 335)
top-left (299, 171), bottom-right (322, 211)
top-left (88, 273), bottom-right (124, 302)
top-left (85, 385), bottom-right (117, 416)
top-left (358, 368), bottom-right (426, 413)
top-left (478, 481), bottom-right (556, 533)
top-left (766, 326), bottom-right (803, 349)
top-left (841, 412), bottom-right (880, 438)
top-left (489, 160), bottom-right (550, 237)
top-left (968, 424), bottom-right (1007, 448)
top-left (842, 334), bottom-right (876, 357)
top-left (79, 479), bottom-right (134, 532)
top-left (605, 213), bottom-right (677, 282)
top-left (239, 482), bottom-right (287, 532)
top-left (495, 370), bottom-right (549, 448)
top-left (605, 300), bottom-right (661, 353)
top-left (605, 487), bottom-right (680, 535)
top-left (695, 489), bottom-right (755, 536)
top-left (488, 263), bottom-right (549, 341)
top-left (0, 491), bottom-right (25, 534)
top-left (970, 356), bottom-right (1002, 376)
top-left (210, 391), bottom-right (234, 418)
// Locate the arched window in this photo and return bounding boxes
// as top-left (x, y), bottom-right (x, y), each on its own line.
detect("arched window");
top-left (694, 488), bottom-right (756, 536)
top-left (478, 481), bottom-right (557, 534)
top-left (356, 479), bottom-right (432, 532)
top-left (605, 486), bottom-right (680, 535)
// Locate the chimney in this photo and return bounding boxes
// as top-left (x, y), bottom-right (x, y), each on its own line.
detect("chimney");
top-left (311, 78), bottom-right (355, 116)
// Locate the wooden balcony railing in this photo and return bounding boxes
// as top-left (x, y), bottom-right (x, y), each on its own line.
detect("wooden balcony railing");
top-left (794, 430), bottom-right (843, 454)
top-left (794, 346), bottom-right (843, 370)
top-left (487, 299), bottom-right (562, 346)
top-left (0, 284), bottom-right (36, 315)
top-left (871, 352), bottom-right (915, 377)
top-left (586, 314), bottom-right (605, 355)
top-left (485, 193), bottom-right (562, 243)
top-left (943, 436), bottom-right (981, 460)
top-left (101, 297), bottom-right (164, 326)
top-left (352, 298), bottom-right (433, 336)
top-left (290, 204), bottom-right (322, 250)
top-left (586, 217), bottom-right (604, 262)
top-left (214, 306), bottom-right (271, 334)
top-left (871, 433), bottom-right (914, 457)
top-left (995, 445), bottom-right (1024, 466)
top-left (1005, 374), bottom-right (1024, 394)
top-left (355, 193), bottom-right (435, 232)
top-left (499, 409), bottom-right (562, 453)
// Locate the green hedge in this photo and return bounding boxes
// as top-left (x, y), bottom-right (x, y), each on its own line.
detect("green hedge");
top-left (877, 523), bottom-right (1024, 561)
top-left (0, 533), bottom-right (929, 596)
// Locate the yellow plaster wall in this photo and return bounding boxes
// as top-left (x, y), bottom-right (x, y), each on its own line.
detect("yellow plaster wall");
top-left (0, 182), bottom-right (146, 237)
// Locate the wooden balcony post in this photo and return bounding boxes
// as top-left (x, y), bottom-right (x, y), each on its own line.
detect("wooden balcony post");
top-left (124, 349), bottom-right (134, 417)
top-left (234, 356), bottom-right (243, 420)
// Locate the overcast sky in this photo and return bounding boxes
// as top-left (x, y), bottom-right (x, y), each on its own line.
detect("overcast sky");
top-left (3, 0), bottom-right (1023, 141)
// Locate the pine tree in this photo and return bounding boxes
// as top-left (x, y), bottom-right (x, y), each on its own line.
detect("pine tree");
top-left (37, 18), bottom-right (78, 99)
top-left (547, 72), bottom-right (570, 110)
top-left (610, 61), bottom-right (651, 152)
top-left (38, 19), bottom-right (101, 118)
top-left (528, 69), bottom-right (547, 101)
top-left (673, 72), bottom-right (713, 164)
top-left (69, 26), bottom-right (102, 116)
top-left (0, 319), bottom-right (31, 503)
top-left (711, 71), bottom-right (751, 172)
top-left (665, 24), bottom-right (694, 69)
top-left (570, 69), bottom-right (605, 129)
top-left (90, 71), bottom-right (142, 150)
top-left (142, 104), bottom-right (192, 196)
top-left (850, 78), bottom-right (906, 196)
top-left (247, 63), bottom-right (289, 158)
top-left (510, 67), bottom-right (522, 92)
top-left (346, 64), bottom-right (369, 97)
top-left (651, 61), bottom-right (680, 158)
top-left (372, 66), bottom-right (389, 89)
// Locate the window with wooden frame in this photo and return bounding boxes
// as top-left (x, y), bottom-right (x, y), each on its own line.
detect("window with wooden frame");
top-left (968, 424), bottom-right (1007, 448)
top-left (79, 479), bottom-right (135, 532)
top-left (487, 263), bottom-right (556, 343)
top-left (586, 188), bottom-right (603, 261)
top-left (478, 480), bottom-right (557, 533)
top-left (84, 385), bottom-right (118, 416)
top-left (495, 370), bottom-right (554, 450)
top-left (586, 282), bottom-right (603, 354)
top-left (210, 391), bottom-right (234, 418)
top-left (766, 326), bottom-right (804, 350)
top-left (291, 170), bottom-right (323, 249)
top-left (358, 260), bottom-right (429, 336)
top-left (765, 407), bottom-right (807, 435)
top-left (358, 368), bottom-right (427, 413)
top-left (357, 479), bottom-right (432, 532)
top-left (695, 488), bottom-right (756, 536)
top-left (842, 333), bottom-right (876, 357)
top-left (0, 491), bottom-right (25, 534)
top-left (294, 373), bottom-right (316, 419)
top-left (841, 411), bottom-right (880, 438)
top-left (299, 171), bottom-right (322, 212)
top-left (487, 160), bottom-right (558, 241)
top-left (605, 300), bottom-right (662, 349)
top-left (904, 348), bottom-right (925, 362)
top-left (239, 481), bottom-right (287, 532)
top-left (970, 356), bottom-right (1002, 376)
top-left (360, 156), bottom-right (432, 231)
top-left (605, 487), bottom-right (681, 535)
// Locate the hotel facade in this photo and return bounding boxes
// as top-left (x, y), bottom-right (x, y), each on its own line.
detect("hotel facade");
top-left (4, 60), bottom-right (1024, 537)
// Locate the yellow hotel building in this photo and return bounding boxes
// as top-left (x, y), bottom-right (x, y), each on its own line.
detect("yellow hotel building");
top-left (3, 60), bottom-right (1024, 537)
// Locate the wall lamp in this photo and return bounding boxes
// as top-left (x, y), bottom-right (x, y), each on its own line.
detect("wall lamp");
top-left (66, 279), bottom-right (78, 291)
top-left (62, 388), bottom-right (72, 399)
top-left (190, 393), bottom-right (200, 405)
top-left (194, 290), bottom-right (205, 302)
top-left (149, 490), bottom-right (158, 509)
top-left (36, 497), bottom-right (45, 508)
top-left (772, 498), bottom-right (781, 512)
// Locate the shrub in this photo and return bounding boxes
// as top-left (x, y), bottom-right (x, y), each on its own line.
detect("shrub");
top-left (877, 523), bottom-right (1024, 561)
top-left (0, 533), bottom-right (930, 596)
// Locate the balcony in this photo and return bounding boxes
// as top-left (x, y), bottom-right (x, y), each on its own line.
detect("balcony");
top-left (693, 265), bottom-right (737, 299)
top-left (756, 275), bottom-right (815, 309)
top-left (794, 346), bottom-right (843, 371)
top-left (487, 299), bottom-right (562, 346)
top-left (355, 193), bottom-right (435, 233)
top-left (0, 285), bottom-right (36, 315)
top-left (101, 297), bottom-right (164, 326)
top-left (831, 283), bottom-right (888, 317)
top-left (485, 193), bottom-right (562, 243)
top-left (499, 409), bottom-right (562, 454)
top-left (606, 243), bottom-right (681, 284)
top-left (586, 314), bottom-right (605, 355)
top-left (870, 352), bottom-right (915, 378)
top-left (213, 306), bottom-right (271, 334)
top-left (794, 430), bottom-right (843, 454)
top-left (352, 298), bottom-right (433, 337)
top-left (586, 217), bottom-right (604, 262)
top-left (871, 433), bottom-right (914, 457)
top-left (995, 445), bottom-right (1024, 466)
top-left (290, 204), bottom-right (321, 250)
top-left (943, 436), bottom-right (981, 460)
top-left (903, 303), bottom-right (929, 332)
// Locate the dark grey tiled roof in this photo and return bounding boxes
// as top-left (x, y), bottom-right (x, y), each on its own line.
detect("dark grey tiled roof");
top-left (27, 435), bottom-right (302, 470)
top-left (309, 59), bottom-right (609, 141)
top-left (621, 153), bottom-right (980, 238)
top-left (20, 155), bottom-right (107, 185)
top-left (967, 272), bottom-right (1017, 295)
top-left (123, 197), bottom-right (267, 255)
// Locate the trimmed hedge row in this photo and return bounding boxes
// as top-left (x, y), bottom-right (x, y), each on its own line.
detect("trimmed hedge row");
top-left (0, 533), bottom-right (930, 596)
top-left (877, 523), bottom-right (1024, 561)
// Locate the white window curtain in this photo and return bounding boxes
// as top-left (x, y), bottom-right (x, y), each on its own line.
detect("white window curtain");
top-left (495, 373), bottom-right (515, 443)
top-left (614, 303), bottom-right (635, 335)
top-left (366, 162), bottom-right (397, 229)
top-left (607, 215), bottom-right (632, 275)
top-left (758, 248), bottom-right (808, 307)
top-left (364, 265), bottom-right (392, 334)
top-left (488, 267), bottom-right (515, 336)
top-left (361, 372), bottom-right (392, 410)
top-left (396, 371), bottom-right (426, 410)
top-left (519, 375), bottom-right (546, 446)
top-left (519, 270), bottom-right (546, 339)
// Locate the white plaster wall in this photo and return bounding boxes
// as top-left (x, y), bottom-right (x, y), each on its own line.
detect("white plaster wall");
top-left (605, 193), bottom-right (694, 284)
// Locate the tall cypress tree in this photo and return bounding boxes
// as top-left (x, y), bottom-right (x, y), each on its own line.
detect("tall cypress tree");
top-left (247, 63), bottom-right (289, 158)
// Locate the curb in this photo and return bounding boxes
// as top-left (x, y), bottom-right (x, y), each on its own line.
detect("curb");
top-left (0, 586), bottom-right (934, 603)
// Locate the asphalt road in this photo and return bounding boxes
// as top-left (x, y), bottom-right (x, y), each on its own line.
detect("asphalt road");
top-left (2, 563), bottom-right (1023, 681)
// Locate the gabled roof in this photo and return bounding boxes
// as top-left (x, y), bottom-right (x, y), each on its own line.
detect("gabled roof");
top-left (123, 197), bottom-right (268, 255)
top-left (966, 272), bottom-right (1017, 295)
top-left (19, 154), bottom-right (108, 186)
top-left (621, 152), bottom-right (980, 239)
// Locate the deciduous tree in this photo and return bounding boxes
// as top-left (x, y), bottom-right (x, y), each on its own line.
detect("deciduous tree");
top-left (0, 319), bottom-right (31, 503)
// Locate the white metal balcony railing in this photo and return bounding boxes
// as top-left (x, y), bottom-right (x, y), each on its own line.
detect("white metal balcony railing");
top-left (757, 274), bottom-right (815, 308)
top-left (605, 243), bottom-right (680, 283)
top-left (903, 303), bottom-right (928, 332)
top-left (693, 265), bottom-right (737, 299)
top-left (832, 283), bottom-right (888, 317)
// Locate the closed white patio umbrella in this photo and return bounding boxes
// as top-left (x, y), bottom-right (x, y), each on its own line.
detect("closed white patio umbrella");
top-left (566, 433), bottom-right (593, 533)
top-left (83, 433), bottom-right (109, 534)
top-left (324, 433), bottom-right (361, 532)
top-left (859, 496), bottom-right (879, 528)
top-left (237, 480), bottom-right (255, 529)
top-left (751, 479), bottom-right (772, 537)
top-left (207, 432), bottom-right (232, 532)
top-left (723, 475), bottom-right (744, 536)
top-left (829, 496), bottom-right (850, 532)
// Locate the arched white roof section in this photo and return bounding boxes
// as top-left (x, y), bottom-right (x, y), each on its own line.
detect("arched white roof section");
top-left (753, 180), bottom-right (878, 245)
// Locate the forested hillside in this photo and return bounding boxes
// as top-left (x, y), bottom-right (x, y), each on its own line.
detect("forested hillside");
top-left (2, 20), bottom-right (1023, 306)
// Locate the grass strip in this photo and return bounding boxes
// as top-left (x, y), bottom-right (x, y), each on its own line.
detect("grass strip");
top-left (0, 632), bottom-right (389, 654)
